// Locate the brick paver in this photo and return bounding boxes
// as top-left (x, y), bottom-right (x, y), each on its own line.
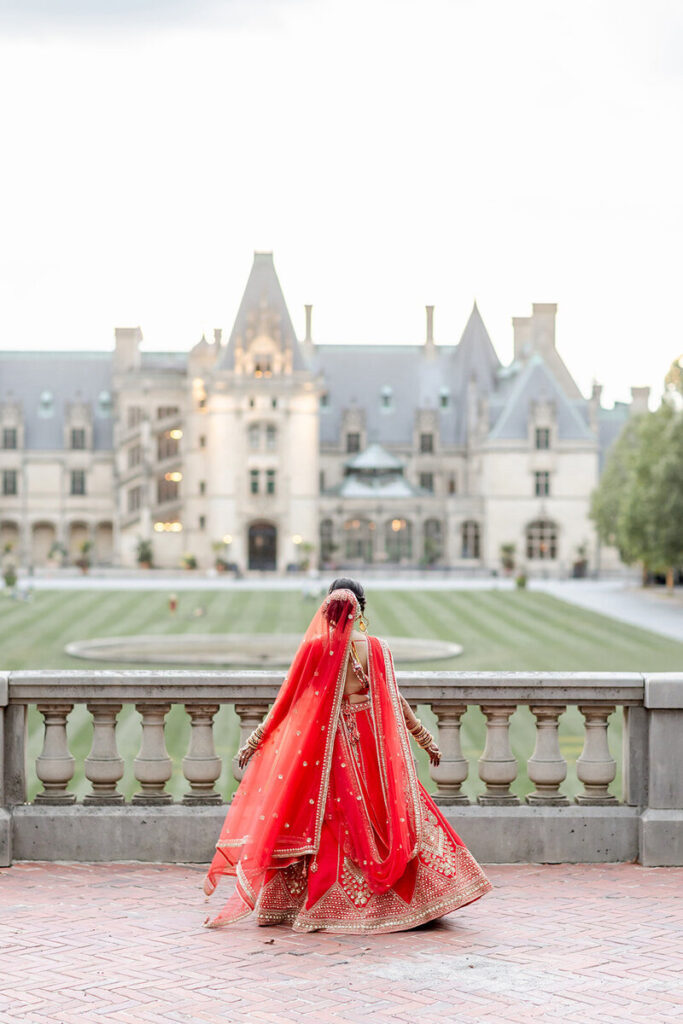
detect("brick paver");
top-left (0, 862), bottom-right (681, 1024)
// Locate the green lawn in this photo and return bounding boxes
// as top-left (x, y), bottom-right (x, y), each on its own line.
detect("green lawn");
top-left (2, 586), bottom-right (681, 804)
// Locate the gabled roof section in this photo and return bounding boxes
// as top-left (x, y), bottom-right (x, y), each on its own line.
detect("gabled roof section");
top-left (345, 443), bottom-right (404, 471)
top-left (219, 252), bottom-right (306, 370)
top-left (489, 353), bottom-right (594, 442)
top-left (454, 302), bottom-right (501, 394)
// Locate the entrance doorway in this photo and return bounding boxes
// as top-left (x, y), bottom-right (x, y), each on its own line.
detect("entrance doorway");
top-left (248, 521), bottom-right (277, 570)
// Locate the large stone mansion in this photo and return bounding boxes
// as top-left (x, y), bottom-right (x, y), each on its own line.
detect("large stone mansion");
top-left (0, 252), bottom-right (647, 575)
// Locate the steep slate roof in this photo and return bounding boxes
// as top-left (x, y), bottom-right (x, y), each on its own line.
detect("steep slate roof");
top-left (0, 352), bottom-right (114, 450)
top-left (219, 252), bottom-right (307, 371)
top-left (454, 302), bottom-right (501, 394)
top-left (597, 403), bottom-right (630, 471)
top-left (488, 353), bottom-right (594, 441)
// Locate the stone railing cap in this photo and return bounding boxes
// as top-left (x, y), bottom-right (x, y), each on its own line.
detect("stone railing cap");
top-left (644, 674), bottom-right (683, 710)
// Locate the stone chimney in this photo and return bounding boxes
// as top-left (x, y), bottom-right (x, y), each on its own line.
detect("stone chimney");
top-left (213, 328), bottom-right (223, 348)
top-left (588, 382), bottom-right (603, 433)
top-left (425, 305), bottom-right (435, 357)
top-left (512, 316), bottom-right (532, 360)
top-left (630, 385), bottom-right (651, 415)
top-left (531, 303), bottom-right (557, 350)
top-left (114, 327), bottom-right (142, 373)
top-left (304, 304), bottom-right (313, 344)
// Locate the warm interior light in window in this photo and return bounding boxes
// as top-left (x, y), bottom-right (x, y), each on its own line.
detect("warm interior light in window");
top-left (292, 534), bottom-right (303, 544)
top-left (169, 522), bottom-right (183, 532)
top-left (222, 534), bottom-right (232, 544)
top-left (165, 471), bottom-right (182, 482)
top-left (391, 519), bottom-right (405, 532)
top-left (169, 429), bottom-right (183, 440)
top-left (154, 522), bottom-right (165, 532)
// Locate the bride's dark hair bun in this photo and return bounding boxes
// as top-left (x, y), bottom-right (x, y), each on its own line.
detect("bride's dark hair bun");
top-left (327, 577), bottom-right (366, 613)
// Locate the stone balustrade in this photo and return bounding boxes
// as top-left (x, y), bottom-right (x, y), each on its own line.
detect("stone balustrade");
top-left (1, 670), bottom-right (681, 867)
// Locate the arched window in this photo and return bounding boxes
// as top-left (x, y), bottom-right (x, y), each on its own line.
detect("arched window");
top-left (423, 518), bottom-right (443, 564)
top-left (385, 518), bottom-right (412, 562)
top-left (526, 520), bottom-right (558, 560)
top-left (461, 520), bottom-right (480, 559)
top-left (320, 519), bottom-right (335, 563)
top-left (343, 518), bottom-right (374, 562)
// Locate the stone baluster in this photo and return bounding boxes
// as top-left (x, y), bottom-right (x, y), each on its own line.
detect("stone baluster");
top-left (132, 703), bottom-right (173, 804)
top-left (34, 703), bottom-right (76, 804)
top-left (84, 703), bottom-right (124, 804)
top-left (526, 705), bottom-right (569, 805)
top-left (575, 704), bottom-right (617, 804)
top-left (232, 703), bottom-right (268, 783)
top-left (477, 704), bottom-right (520, 805)
top-left (182, 704), bottom-right (223, 804)
top-left (429, 701), bottom-right (470, 805)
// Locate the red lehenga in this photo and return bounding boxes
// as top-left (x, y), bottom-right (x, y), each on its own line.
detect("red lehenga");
top-left (203, 589), bottom-right (492, 934)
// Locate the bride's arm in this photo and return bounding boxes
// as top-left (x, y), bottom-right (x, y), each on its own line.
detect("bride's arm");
top-left (399, 693), bottom-right (441, 766)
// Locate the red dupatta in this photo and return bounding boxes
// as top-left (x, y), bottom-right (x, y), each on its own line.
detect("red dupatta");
top-left (203, 588), bottom-right (421, 927)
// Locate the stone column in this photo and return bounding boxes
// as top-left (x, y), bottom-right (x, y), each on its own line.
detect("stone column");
top-left (84, 703), bottom-right (124, 804)
top-left (477, 705), bottom-right (520, 805)
top-left (132, 703), bottom-right (173, 804)
top-left (34, 703), bottom-right (76, 804)
top-left (232, 703), bottom-right (268, 784)
top-left (526, 705), bottom-right (569, 805)
top-left (575, 704), bottom-right (617, 804)
top-left (641, 674), bottom-right (683, 866)
top-left (182, 704), bottom-right (223, 804)
top-left (429, 702), bottom-right (470, 805)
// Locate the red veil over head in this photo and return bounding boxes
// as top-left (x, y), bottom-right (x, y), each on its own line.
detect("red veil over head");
top-left (203, 587), bottom-right (421, 927)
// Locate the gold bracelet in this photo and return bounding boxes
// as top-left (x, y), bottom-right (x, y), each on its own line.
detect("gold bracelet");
top-left (246, 724), bottom-right (265, 750)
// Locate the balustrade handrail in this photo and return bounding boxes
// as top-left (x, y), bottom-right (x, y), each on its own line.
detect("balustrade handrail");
top-left (3, 669), bottom-right (646, 705)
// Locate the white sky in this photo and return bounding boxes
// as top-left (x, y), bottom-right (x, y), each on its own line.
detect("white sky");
top-left (1, 0), bottom-right (681, 408)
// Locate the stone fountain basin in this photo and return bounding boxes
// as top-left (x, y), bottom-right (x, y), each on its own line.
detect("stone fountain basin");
top-left (65, 633), bottom-right (462, 667)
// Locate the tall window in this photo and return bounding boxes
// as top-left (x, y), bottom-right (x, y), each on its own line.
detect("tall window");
top-left (423, 519), bottom-right (443, 562)
top-left (534, 471), bottom-right (550, 497)
top-left (250, 469), bottom-right (259, 495)
top-left (199, 480), bottom-right (206, 496)
top-left (157, 406), bottom-right (179, 419)
top-left (346, 432), bottom-right (361, 453)
top-left (319, 470), bottom-right (326, 492)
top-left (448, 475), bottom-right (457, 495)
top-left (266, 469), bottom-right (276, 495)
top-left (199, 434), bottom-right (206, 448)
top-left (157, 433), bottom-right (179, 460)
top-left (320, 392), bottom-right (330, 409)
top-left (380, 386), bottom-right (393, 410)
top-left (419, 472), bottom-right (434, 492)
top-left (127, 406), bottom-right (143, 428)
top-left (265, 424), bottom-right (277, 450)
top-left (439, 388), bottom-right (450, 409)
top-left (526, 520), bottom-right (558, 560)
top-left (157, 477), bottom-right (178, 504)
top-left (70, 470), bottom-right (86, 496)
top-left (461, 520), bottom-right (480, 559)
top-left (320, 519), bottom-right (335, 562)
top-left (253, 355), bottom-right (272, 377)
top-left (2, 469), bottom-right (17, 496)
top-left (343, 518), bottom-right (374, 561)
top-left (248, 423), bottom-right (260, 450)
top-left (128, 443), bottom-right (142, 469)
top-left (199, 515), bottom-right (206, 531)
top-left (2, 427), bottom-right (17, 449)
top-left (385, 519), bottom-right (412, 561)
top-left (127, 485), bottom-right (142, 513)
top-left (71, 428), bottom-right (86, 450)
top-left (535, 427), bottom-right (550, 449)
top-left (420, 432), bottom-right (434, 453)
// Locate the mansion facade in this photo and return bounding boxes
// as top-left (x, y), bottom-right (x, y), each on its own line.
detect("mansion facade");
top-left (0, 252), bottom-right (647, 575)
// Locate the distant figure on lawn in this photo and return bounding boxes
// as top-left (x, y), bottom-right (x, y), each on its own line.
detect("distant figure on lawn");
top-left (202, 577), bottom-right (492, 932)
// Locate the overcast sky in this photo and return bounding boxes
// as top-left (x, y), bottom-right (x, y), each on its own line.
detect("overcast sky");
top-left (0, 0), bottom-right (681, 407)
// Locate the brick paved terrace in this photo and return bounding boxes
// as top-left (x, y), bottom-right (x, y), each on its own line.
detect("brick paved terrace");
top-left (1, 861), bottom-right (681, 1024)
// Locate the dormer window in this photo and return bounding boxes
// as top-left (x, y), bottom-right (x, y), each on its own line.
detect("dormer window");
top-left (320, 392), bottom-right (330, 409)
top-left (439, 387), bottom-right (450, 409)
top-left (98, 390), bottom-right (112, 417)
top-left (71, 428), bottom-right (86, 450)
top-left (38, 390), bottom-right (54, 418)
top-left (380, 386), bottom-right (393, 410)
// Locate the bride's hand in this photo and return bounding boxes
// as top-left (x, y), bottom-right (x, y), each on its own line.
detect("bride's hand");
top-left (238, 744), bottom-right (255, 769)
top-left (426, 743), bottom-right (441, 767)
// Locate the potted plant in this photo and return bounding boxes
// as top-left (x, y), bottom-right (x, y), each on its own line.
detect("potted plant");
top-left (297, 541), bottom-right (315, 572)
top-left (182, 553), bottom-right (198, 570)
top-left (75, 539), bottom-right (92, 574)
top-left (500, 542), bottom-right (516, 575)
top-left (47, 541), bottom-right (67, 568)
top-left (212, 540), bottom-right (229, 573)
top-left (136, 538), bottom-right (153, 569)
top-left (515, 572), bottom-right (527, 589)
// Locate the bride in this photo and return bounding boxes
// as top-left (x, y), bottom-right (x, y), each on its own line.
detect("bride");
top-left (203, 578), bottom-right (492, 933)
